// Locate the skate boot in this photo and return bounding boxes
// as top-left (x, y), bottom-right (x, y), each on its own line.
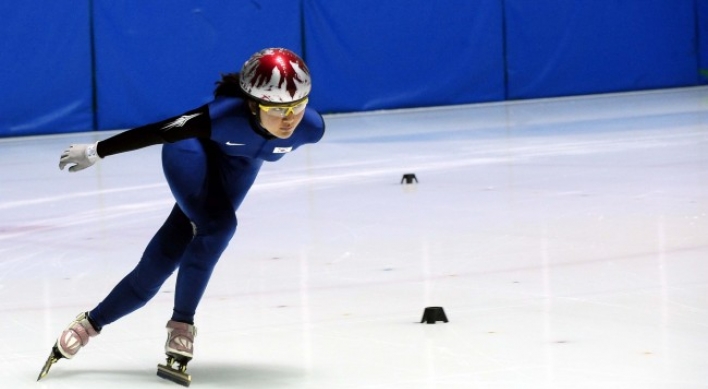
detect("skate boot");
top-left (157, 320), bottom-right (197, 387)
top-left (37, 312), bottom-right (100, 381)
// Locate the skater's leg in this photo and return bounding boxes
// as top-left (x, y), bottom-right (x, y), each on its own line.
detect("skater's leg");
top-left (89, 204), bottom-right (194, 328)
top-left (155, 135), bottom-right (261, 386)
top-left (162, 140), bottom-right (262, 324)
top-left (88, 139), bottom-right (215, 328)
top-left (40, 162), bottom-right (198, 380)
top-left (171, 210), bottom-right (236, 323)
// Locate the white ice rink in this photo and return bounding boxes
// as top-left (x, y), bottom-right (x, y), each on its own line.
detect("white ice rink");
top-left (2, 87), bottom-right (708, 388)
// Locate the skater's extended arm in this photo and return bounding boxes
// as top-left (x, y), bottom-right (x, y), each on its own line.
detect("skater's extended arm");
top-left (58, 105), bottom-right (211, 172)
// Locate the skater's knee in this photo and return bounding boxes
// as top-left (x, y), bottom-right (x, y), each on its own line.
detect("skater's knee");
top-left (193, 214), bottom-right (237, 246)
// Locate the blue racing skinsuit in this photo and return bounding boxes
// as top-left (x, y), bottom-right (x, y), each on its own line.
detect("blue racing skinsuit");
top-left (88, 96), bottom-right (325, 327)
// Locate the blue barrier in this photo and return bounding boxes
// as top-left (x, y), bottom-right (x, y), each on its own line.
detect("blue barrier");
top-left (699, 0), bottom-right (708, 83)
top-left (303, 0), bottom-right (505, 112)
top-left (0, 2), bottom-right (93, 136)
top-left (0, 1), bottom-right (705, 137)
top-left (505, 0), bottom-right (700, 99)
top-left (93, 0), bottom-right (302, 131)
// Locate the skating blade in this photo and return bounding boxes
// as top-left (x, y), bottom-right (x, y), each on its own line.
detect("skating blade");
top-left (157, 362), bottom-right (191, 387)
top-left (37, 346), bottom-right (62, 381)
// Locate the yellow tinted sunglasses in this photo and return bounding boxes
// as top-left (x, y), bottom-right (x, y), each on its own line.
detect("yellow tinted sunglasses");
top-left (259, 98), bottom-right (309, 118)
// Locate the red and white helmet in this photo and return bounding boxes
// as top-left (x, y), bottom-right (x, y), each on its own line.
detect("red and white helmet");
top-left (239, 48), bottom-right (311, 103)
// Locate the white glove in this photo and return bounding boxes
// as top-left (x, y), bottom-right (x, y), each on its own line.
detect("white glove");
top-left (59, 142), bottom-right (100, 172)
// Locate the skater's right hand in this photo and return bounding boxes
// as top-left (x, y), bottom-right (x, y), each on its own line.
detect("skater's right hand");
top-left (59, 142), bottom-right (100, 172)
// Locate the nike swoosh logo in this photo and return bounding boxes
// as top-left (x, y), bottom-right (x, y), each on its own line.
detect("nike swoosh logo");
top-left (225, 142), bottom-right (245, 146)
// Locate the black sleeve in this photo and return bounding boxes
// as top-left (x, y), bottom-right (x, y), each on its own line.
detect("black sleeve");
top-left (96, 105), bottom-right (211, 158)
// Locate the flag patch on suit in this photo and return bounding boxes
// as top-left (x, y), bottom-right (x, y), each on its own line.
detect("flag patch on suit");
top-left (273, 147), bottom-right (293, 154)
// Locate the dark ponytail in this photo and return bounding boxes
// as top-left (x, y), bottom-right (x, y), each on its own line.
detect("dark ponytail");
top-left (214, 73), bottom-right (249, 98)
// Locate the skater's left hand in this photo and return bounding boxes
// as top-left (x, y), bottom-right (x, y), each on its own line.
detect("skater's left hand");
top-left (59, 143), bottom-right (100, 172)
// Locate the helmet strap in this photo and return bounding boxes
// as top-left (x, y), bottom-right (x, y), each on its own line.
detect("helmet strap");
top-left (247, 102), bottom-right (274, 139)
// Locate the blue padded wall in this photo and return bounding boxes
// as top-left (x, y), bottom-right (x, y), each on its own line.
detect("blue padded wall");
top-left (504, 0), bottom-right (700, 99)
top-left (303, 0), bottom-right (506, 113)
top-left (699, 0), bottom-right (708, 83)
top-left (0, 2), bottom-right (93, 136)
top-left (92, 0), bottom-right (302, 130)
top-left (1, 1), bottom-right (706, 136)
